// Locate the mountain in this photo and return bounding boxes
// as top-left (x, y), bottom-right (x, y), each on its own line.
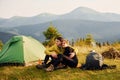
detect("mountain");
top-left (1, 19), bottom-right (120, 42)
top-left (0, 32), bottom-right (17, 43)
top-left (60, 7), bottom-right (120, 21)
top-left (0, 13), bottom-right (58, 28)
top-left (0, 18), bottom-right (8, 26)
top-left (0, 7), bottom-right (120, 43)
top-left (0, 7), bottom-right (120, 28)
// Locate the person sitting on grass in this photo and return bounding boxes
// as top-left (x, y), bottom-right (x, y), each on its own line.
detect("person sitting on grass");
top-left (45, 39), bottom-right (78, 72)
top-left (60, 39), bottom-right (78, 68)
top-left (36, 36), bottom-right (64, 69)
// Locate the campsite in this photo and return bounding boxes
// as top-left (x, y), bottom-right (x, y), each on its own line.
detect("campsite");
top-left (0, 22), bottom-right (120, 80)
top-left (0, 35), bottom-right (120, 80)
top-left (1, 0), bottom-right (120, 80)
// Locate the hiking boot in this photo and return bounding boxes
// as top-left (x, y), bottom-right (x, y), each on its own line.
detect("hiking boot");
top-left (45, 64), bottom-right (54, 72)
top-left (56, 64), bottom-right (67, 69)
top-left (36, 64), bottom-right (44, 69)
top-left (36, 63), bottom-right (47, 69)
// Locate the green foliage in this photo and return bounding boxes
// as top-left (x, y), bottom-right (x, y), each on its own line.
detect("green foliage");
top-left (96, 42), bottom-right (102, 47)
top-left (74, 34), bottom-right (96, 47)
top-left (73, 34), bottom-right (114, 47)
top-left (43, 23), bottom-right (62, 46)
top-left (0, 40), bottom-right (3, 51)
top-left (43, 38), bottom-right (56, 47)
top-left (71, 39), bottom-right (75, 46)
top-left (85, 34), bottom-right (95, 46)
top-left (74, 38), bottom-right (85, 46)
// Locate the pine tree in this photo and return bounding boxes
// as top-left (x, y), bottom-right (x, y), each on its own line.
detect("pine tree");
top-left (43, 23), bottom-right (62, 46)
top-left (71, 39), bottom-right (74, 46)
top-left (106, 41), bottom-right (110, 46)
top-left (102, 42), bottom-right (106, 46)
top-left (0, 40), bottom-right (3, 51)
top-left (96, 42), bottom-right (102, 48)
top-left (85, 34), bottom-right (95, 46)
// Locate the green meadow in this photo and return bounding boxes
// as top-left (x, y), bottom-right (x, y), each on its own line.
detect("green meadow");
top-left (0, 46), bottom-right (120, 80)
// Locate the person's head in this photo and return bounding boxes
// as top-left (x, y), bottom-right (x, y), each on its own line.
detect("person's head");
top-left (62, 39), bottom-right (69, 48)
top-left (55, 36), bottom-right (63, 46)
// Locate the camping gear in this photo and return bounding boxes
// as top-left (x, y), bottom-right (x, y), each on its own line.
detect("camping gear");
top-left (0, 36), bottom-right (45, 66)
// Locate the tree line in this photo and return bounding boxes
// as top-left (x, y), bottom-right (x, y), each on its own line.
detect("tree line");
top-left (0, 23), bottom-right (120, 50)
top-left (42, 23), bottom-right (119, 47)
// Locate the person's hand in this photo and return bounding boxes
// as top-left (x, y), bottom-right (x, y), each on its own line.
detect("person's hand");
top-left (51, 52), bottom-right (58, 58)
top-left (69, 52), bottom-right (75, 58)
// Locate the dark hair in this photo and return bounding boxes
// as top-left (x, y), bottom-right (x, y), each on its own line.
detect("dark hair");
top-left (55, 36), bottom-right (64, 42)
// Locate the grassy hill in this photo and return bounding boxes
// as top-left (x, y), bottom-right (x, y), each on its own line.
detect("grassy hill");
top-left (0, 45), bottom-right (120, 80)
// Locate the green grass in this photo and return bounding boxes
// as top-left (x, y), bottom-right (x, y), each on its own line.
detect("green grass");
top-left (0, 58), bottom-right (120, 80)
top-left (0, 46), bottom-right (120, 80)
top-left (0, 65), bottom-right (120, 80)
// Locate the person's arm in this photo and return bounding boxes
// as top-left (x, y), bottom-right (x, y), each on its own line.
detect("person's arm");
top-left (63, 54), bottom-right (73, 61)
top-left (44, 46), bottom-right (54, 55)
top-left (44, 45), bottom-right (58, 58)
top-left (51, 51), bottom-right (58, 58)
top-left (63, 52), bottom-right (75, 61)
top-left (63, 46), bottom-right (75, 61)
top-left (69, 52), bottom-right (75, 59)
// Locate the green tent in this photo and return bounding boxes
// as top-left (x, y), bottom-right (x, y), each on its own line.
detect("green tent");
top-left (0, 36), bottom-right (45, 66)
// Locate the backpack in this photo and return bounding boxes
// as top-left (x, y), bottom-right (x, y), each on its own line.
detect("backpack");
top-left (85, 52), bottom-right (103, 70)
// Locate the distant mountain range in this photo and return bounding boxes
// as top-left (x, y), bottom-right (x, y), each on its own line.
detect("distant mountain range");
top-left (0, 32), bottom-right (17, 43)
top-left (0, 7), bottom-right (120, 43)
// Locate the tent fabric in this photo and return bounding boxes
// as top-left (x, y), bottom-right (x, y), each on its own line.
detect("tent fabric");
top-left (0, 36), bottom-right (45, 65)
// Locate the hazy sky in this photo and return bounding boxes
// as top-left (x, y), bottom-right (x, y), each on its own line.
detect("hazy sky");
top-left (0, 0), bottom-right (120, 18)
